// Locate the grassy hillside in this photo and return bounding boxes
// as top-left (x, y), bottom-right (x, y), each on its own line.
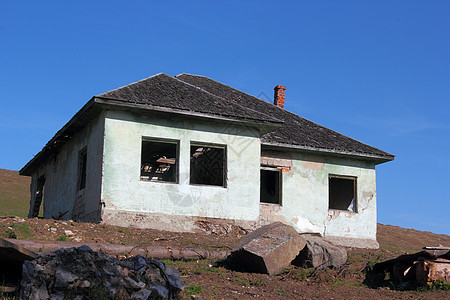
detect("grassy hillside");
top-left (0, 168), bottom-right (30, 217)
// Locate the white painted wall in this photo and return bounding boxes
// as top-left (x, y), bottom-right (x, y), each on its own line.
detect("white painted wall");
top-left (101, 110), bottom-right (261, 221)
top-left (29, 112), bottom-right (105, 221)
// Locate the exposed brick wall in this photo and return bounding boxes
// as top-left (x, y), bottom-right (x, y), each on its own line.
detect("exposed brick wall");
top-left (258, 203), bottom-right (287, 226)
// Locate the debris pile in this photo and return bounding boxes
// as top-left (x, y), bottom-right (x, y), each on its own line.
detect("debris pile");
top-left (21, 245), bottom-right (184, 299)
top-left (366, 247), bottom-right (450, 290)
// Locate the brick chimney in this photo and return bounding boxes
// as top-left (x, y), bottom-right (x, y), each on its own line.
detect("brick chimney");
top-left (274, 85), bottom-right (286, 108)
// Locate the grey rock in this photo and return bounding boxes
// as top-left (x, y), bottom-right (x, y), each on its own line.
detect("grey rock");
top-left (164, 265), bottom-right (184, 293)
top-left (77, 245), bottom-right (92, 251)
top-left (135, 256), bottom-right (147, 270)
top-left (231, 222), bottom-right (306, 275)
top-left (131, 289), bottom-right (152, 299)
top-left (124, 276), bottom-right (146, 290)
top-left (20, 246), bottom-right (184, 299)
top-left (49, 293), bottom-right (65, 300)
top-left (149, 284), bottom-right (169, 299)
top-left (54, 267), bottom-right (79, 288)
top-left (293, 234), bottom-right (347, 269)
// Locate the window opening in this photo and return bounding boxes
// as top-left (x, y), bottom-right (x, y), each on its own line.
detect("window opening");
top-left (190, 144), bottom-right (226, 186)
top-left (141, 139), bottom-right (178, 182)
top-left (78, 148), bottom-right (87, 190)
top-left (260, 168), bottom-right (281, 204)
top-left (329, 176), bottom-right (357, 212)
top-left (31, 175), bottom-right (45, 218)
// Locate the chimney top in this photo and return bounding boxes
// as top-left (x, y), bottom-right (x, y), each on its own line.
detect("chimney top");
top-left (274, 85), bottom-right (286, 108)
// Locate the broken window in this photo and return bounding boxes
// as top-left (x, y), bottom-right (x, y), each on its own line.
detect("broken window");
top-left (260, 168), bottom-right (282, 205)
top-left (329, 176), bottom-right (357, 212)
top-left (78, 148), bottom-right (87, 190)
top-left (141, 139), bottom-right (178, 182)
top-left (190, 144), bottom-right (226, 186)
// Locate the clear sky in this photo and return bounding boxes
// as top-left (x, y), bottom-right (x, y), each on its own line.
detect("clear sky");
top-left (1, 1), bottom-right (449, 235)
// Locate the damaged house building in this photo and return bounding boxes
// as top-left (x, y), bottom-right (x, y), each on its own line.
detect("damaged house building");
top-left (20, 73), bottom-right (394, 248)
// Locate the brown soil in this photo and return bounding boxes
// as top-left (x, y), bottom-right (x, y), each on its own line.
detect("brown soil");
top-left (1, 217), bottom-right (449, 299)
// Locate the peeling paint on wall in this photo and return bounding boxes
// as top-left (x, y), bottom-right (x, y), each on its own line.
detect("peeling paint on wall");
top-left (301, 160), bottom-right (325, 170)
top-left (292, 215), bottom-right (321, 233)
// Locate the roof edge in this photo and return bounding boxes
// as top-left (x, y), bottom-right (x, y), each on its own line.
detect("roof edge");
top-left (20, 98), bottom-right (99, 176)
top-left (261, 141), bottom-right (395, 164)
top-left (96, 73), bottom-right (166, 97)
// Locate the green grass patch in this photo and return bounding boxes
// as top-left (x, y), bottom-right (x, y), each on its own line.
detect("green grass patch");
top-left (418, 280), bottom-right (450, 292)
top-left (194, 264), bottom-right (219, 274)
top-left (6, 223), bottom-right (31, 239)
top-left (333, 280), bottom-right (365, 287)
top-left (233, 278), bottom-right (250, 287)
top-left (57, 235), bottom-right (68, 242)
top-left (185, 284), bottom-right (203, 295)
top-left (275, 289), bottom-right (289, 296)
top-left (282, 267), bottom-right (315, 281)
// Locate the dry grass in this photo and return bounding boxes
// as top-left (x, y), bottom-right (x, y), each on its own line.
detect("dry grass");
top-left (0, 169), bottom-right (30, 218)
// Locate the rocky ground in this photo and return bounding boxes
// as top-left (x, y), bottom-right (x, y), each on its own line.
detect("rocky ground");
top-left (1, 216), bottom-right (449, 299)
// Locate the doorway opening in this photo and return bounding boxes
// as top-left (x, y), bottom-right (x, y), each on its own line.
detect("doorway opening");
top-left (31, 175), bottom-right (45, 218)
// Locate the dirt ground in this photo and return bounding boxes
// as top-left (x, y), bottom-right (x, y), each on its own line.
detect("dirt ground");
top-left (1, 217), bottom-right (449, 299)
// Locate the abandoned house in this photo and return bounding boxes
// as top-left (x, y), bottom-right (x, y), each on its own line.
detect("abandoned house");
top-left (20, 73), bottom-right (394, 248)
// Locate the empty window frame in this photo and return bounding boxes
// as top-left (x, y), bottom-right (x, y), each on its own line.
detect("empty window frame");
top-left (329, 175), bottom-right (357, 212)
top-left (141, 139), bottom-right (178, 183)
top-left (260, 168), bottom-right (282, 205)
top-left (190, 144), bottom-right (226, 187)
top-left (78, 148), bottom-right (87, 191)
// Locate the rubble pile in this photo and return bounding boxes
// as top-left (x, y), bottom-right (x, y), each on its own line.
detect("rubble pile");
top-left (366, 247), bottom-right (450, 290)
top-left (21, 245), bottom-right (184, 299)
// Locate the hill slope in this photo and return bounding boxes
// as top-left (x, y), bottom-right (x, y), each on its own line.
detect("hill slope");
top-left (0, 168), bottom-right (30, 217)
top-left (1, 168), bottom-right (449, 298)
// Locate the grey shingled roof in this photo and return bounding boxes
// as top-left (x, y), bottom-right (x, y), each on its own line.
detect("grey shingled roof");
top-left (176, 73), bottom-right (394, 161)
top-left (98, 73), bottom-right (281, 124)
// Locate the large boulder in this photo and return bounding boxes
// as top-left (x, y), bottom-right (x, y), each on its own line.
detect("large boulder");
top-left (293, 234), bottom-right (347, 269)
top-left (231, 222), bottom-right (306, 275)
top-left (21, 245), bottom-right (184, 299)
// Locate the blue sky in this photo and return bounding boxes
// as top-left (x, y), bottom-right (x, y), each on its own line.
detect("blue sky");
top-left (1, 1), bottom-right (449, 235)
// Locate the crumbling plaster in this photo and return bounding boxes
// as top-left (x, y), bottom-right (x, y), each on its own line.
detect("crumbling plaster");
top-left (28, 112), bottom-right (105, 221)
top-left (100, 110), bottom-right (262, 225)
top-left (262, 150), bottom-right (377, 243)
